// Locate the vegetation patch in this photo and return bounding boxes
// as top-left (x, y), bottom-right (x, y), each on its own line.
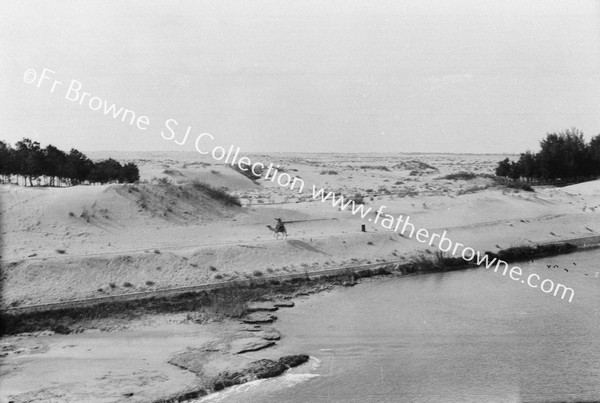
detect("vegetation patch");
top-left (441, 171), bottom-right (478, 181)
top-left (393, 160), bottom-right (438, 171)
top-left (493, 177), bottom-right (534, 192)
top-left (359, 165), bottom-right (390, 171)
top-left (191, 181), bottom-right (241, 206)
top-left (486, 243), bottom-right (577, 263)
top-left (495, 128), bottom-right (600, 185)
top-left (0, 138), bottom-right (140, 186)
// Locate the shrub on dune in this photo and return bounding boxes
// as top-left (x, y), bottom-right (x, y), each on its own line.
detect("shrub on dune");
top-left (190, 180), bottom-right (241, 206)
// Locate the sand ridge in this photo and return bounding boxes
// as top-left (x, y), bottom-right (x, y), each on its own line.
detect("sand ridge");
top-left (2, 153), bottom-right (599, 308)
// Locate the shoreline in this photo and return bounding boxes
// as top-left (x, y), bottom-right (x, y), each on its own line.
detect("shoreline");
top-left (151, 355), bottom-right (311, 403)
top-left (1, 239), bottom-right (595, 402)
top-left (136, 240), bottom-right (597, 403)
top-left (4, 232), bottom-right (598, 317)
top-left (1, 237), bottom-right (592, 336)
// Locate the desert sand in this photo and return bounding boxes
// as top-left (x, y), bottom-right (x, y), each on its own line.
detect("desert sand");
top-left (2, 152), bottom-right (600, 307)
top-left (1, 152), bottom-right (600, 401)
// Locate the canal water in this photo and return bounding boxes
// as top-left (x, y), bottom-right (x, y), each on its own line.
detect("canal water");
top-left (199, 249), bottom-right (600, 402)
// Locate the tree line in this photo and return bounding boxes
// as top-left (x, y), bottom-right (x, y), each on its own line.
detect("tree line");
top-left (0, 138), bottom-right (140, 186)
top-left (495, 128), bottom-right (600, 184)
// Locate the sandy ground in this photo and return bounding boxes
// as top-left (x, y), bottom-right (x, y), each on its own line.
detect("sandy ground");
top-left (0, 310), bottom-right (307, 403)
top-left (2, 152), bottom-right (599, 307)
top-left (1, 152), bottom-right (600, 401)
top-left (1, 319), bottom-right (206, 402)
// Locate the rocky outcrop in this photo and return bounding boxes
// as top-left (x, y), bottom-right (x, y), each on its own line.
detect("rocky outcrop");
top-left (242, 312), bottom-right (276, 324)
top-left (230, 337), bottom-right (275, 354)
top-left (239, 324), bottom-right (262, 332)
top-left (158, 354), bottom-right (310, 402)
top-left (246, 302), bottom-right (278, 312)
top-left (254, 329), bottom-right (281, 340)
top-left (168, 348), bottom-right (211, 374)
top-left (279, 354), bottom-right (310, 368)
top-left (210, 355), bottom-right (310, 391)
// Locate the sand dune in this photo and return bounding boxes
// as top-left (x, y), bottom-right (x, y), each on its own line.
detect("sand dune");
top-left (2, 153), bottom-right (599, 308)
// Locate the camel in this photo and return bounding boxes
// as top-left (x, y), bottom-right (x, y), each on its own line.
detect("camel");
top-left (266, 224), bottom-right (287, 239)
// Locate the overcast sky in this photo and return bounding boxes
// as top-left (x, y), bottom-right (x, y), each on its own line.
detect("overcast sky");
top-left (1, 0), bottom-right (599, 154)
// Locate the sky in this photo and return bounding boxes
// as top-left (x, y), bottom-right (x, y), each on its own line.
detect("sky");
top-left (1, 0), bottom-right (599, 154)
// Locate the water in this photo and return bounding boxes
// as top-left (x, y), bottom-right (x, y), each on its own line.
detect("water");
top-left (199, 250), bottom-right (600, 403)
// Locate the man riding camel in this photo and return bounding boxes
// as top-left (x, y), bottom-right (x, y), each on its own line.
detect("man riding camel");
top-left (266, 218), bottom-right (288, 238)
top-left (275, 218), bottom-right (285, 233)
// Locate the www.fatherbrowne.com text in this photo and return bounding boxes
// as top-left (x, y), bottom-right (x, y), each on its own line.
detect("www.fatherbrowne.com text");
top-left (24, 66), bottom-right (576, 303)
top-left (311, 186), bottom-right (575, 303)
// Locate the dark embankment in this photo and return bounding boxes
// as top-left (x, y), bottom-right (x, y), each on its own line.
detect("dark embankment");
top-left (405, 242), bottom-right (579, 274)
top-left (485, 242), bottom-right (577, 262)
